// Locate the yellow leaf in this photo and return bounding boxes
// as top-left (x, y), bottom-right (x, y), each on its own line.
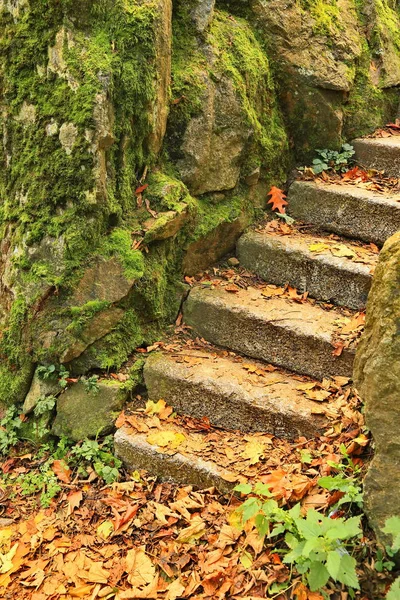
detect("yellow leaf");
top-left (145, 399), bottom-right (167, 415)
top-left (304, 389), bottom-right (332, 402)
top-left (69, 584), bottom-right (95, 597)
top-left (296, 382), bottom-right (317, 391)
top-left (125, 546), bottom-right (156, 588)
top-left (166, 579), bottom-right (185, 600)
top-left (330, 244), bottom-right (357, 258)
top-left (239, 549), bottom-right (253, 569)
top-left (0, 529), bottom-right (13, 553)
top-left (176, 518), bottom-right (206, 544)
top-left (309, 242), bottom-right (330, 253)
top-left (97, 521), bottom-right (114, 540)
top-left (146, 430), bottom-right (185, 449)
top-left (0, 543), bottom-right (17, 574)
top-left (241, 439), bottom-right (265, 465)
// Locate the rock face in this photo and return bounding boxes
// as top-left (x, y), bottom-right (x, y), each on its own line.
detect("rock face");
top-left (52, 381), bottom-right (128, 441)
top-left (0, 0), bottom-right (400, 431)
top-left (354, 232), bottom-right (400, 544)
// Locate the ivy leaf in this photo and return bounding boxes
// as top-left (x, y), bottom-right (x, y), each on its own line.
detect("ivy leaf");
top-left (307, 561), bottom-right (330, 591)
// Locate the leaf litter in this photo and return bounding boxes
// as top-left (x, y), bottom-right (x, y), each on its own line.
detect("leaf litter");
top-left (0, 374), bottom-right (371, 600)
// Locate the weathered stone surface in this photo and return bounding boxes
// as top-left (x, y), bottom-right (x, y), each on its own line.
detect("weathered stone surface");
top-left (177, 74), bottom-right (251, 196)
top-left (251, 0), bottom-right (361, 154)
top-left (60, 307), bottom-right (124, 364)
top-left (183, 212), bottom-right (249, 275)
top-left (237, 230), bottom-right (374, 309)
top-left (145, 351), bottom-right (328, 438)
top-left (59, 122), bottom-right (78, 155)
top-left (23, 369), bottom-right (60, 415)
top-left (191, 0), bottom-right (215, 32)
top-left (52, 380), bottom-right (128, 441)
top-left (288, 181), bottom-right (400, 246)
top-left (184, 286), bottom-right (355, 380)
top-left (354, 231), bottom-right (400, 543)
top-left (353, 137), bottom-right (400, 177)
top-left (147, 0), bottom-right (172, 155)
top-left (362, 0), bottom-right (400, 87)
top-left (72, 257), bottom-right (135, 306)
top-left (252, 0), bottom-right (362, 92)
top-left (115, 427), bottom-right (234, 493)
top-left (143, 208), bottom-right (188, 243)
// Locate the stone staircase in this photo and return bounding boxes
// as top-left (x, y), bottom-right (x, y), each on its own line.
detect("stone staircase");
top-left (114, 136), bottom-right (400, 488)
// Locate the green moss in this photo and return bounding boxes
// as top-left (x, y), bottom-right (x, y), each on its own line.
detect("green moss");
top-left (298, 0), bottom-right (341, 35)
top-left (209, 10), bottom-right (289, 178)
top-left (369, 0), bottom-right (400, 57)
top-left (343, 40), bottom-right (400, 138)
top-left (0, 297), bottom-right (34, 405)
top-left (100, 229), bottom-right (145, 280)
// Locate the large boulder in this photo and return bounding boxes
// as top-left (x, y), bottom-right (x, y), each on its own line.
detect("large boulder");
top-left (354, 231), bottom-right (400, 544)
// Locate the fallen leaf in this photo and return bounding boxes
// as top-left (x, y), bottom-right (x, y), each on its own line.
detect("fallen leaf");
top-left (146, 431), bottom-right (186, 450)
top-left (125, 546), bottom-right (156, 588)
top-left (52, 460), bottom-right (71, 484)
top-left (267, 186), bottom-right (288, 213)
top-left (67, 490), bottom-right (83, 516)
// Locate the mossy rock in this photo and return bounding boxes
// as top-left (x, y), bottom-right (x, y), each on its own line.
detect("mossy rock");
top-left (52, 380), bottom-right (128, 441)
top-left (354, 231), bottom-right (400, 545)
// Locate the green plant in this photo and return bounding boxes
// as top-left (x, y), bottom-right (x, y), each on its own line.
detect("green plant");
top-left (33, 395), bottom-right (57, 418)
top-left (70, 436), bottom-right (121, 484)
top-left (36, 364), bottom-right (57, 381)
top-left (58, 366), bottom-right (70, 389)
top-left (82, 375), bottom-right (100, 394)
top-left (318, 473), bottom-right (363, 510)
top-left (0, 406), bottom-right (23, 454)
top-left (387, 577), bottom-right (400, 600)
top-left (234, 482), bottom-right (362, 592)
top-left (312, 144), bottom-right (355, 174)
top-left (17, 463), bottom-right (61, 508)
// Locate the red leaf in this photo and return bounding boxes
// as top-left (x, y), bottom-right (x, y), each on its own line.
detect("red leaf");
top-left (135, 184), bottom-right (149, 195)
top-left (52, 460), bottom-right (71, 484)
top-left (267, 186), bottom-right (288, 213)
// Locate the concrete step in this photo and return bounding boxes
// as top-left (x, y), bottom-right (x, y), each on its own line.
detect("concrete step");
top-left (353, 136), bottom-right (400, 177)
top-left (287, 180), bottom-right (400, 246)
top-left (183, 286), bottom-right (355, 380)
top-left (114, 402), bottom-right (333, 491)
top-left (144, 350), bottom-right (329, 439)
top-left (237, 230), bottom-right (376, 310)
top-left (115, 426), bottom-right (235, 493)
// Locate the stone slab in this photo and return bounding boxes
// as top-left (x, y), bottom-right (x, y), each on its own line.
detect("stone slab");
top-left (237, 230), bottom-right (374, 309)
top-left (144, 351), bottom-right (328, 438)
top-left (353, 137), bottom-right (400, 178)
top-left (288, 180), bottom-right (400, 246)
top-left (183, 286), bottom-right (354, 380)
top-left (114, 427), bottom-right (234, 493)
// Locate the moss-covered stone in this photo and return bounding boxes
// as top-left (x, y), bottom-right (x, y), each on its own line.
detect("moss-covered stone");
top-left (52, 380), bottom-right (128, 441)
top-left (0, 0), bottom-right (400, 415)
top-left (354, 231), bottom-right (400, 545)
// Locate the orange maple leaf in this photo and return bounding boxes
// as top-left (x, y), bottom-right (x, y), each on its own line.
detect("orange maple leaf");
top-left (267, 186), bottom-right (288, 213)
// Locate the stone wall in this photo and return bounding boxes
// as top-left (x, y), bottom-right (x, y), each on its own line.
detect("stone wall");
top-left (0, 0), bottom-right (399, 409)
